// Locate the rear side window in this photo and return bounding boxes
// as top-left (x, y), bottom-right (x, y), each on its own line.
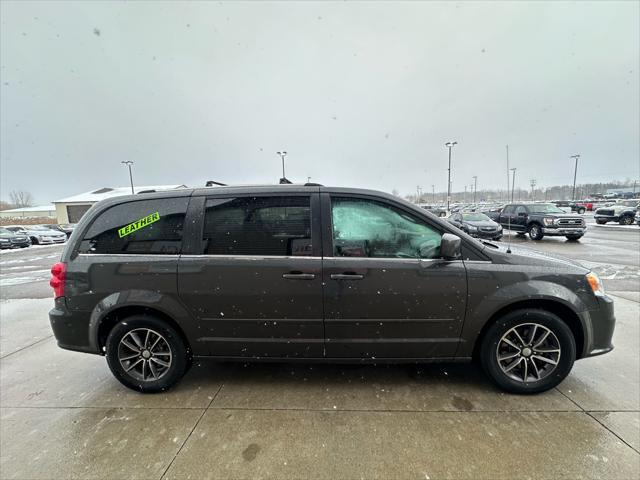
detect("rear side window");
top-left (201, 196), bottom-right (312, 256)
top-left (79, 198), bottom-right (188, 254)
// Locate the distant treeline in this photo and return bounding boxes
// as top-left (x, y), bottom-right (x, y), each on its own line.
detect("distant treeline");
top-left (407, 180), bottom-right (639, 204)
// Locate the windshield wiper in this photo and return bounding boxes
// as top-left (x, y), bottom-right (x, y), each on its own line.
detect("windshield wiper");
top-left (481, 240), bottom-right (499, 249)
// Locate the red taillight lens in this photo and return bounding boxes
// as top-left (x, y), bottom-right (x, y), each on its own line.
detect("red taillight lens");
top-left (50, 262), bottom-right (67, 298)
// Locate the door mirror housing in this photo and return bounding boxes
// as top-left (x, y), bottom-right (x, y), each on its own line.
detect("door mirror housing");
top-left (518, 212), bottom-right (527, 217)
top-left (440, 233), bottom-right (461, 260)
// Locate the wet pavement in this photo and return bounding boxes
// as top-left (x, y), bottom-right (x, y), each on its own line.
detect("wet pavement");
top-left (0, 227), bottom-right (638, 479)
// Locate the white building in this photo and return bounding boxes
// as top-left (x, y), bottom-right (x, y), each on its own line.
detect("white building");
top-left (53, 185), bottom-right (187, 223)
top-left (0, 205), bottom-right (56, 219)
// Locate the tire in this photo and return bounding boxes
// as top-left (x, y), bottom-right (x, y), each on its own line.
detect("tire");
top-left (620, 216), bottom-right (634, 226)
top-left (480, 309), bottom-right (576, 394)
top-left (30, 236), bottom-right (39, 245)
top-left (566, 235), bottom-right (582, 241)
top-left (528, 223), bottom-right (544, 241)
top-left (596, 219), bottom-right (607, 225)
top-left (105, 315), bottom-right (190, 393)
top-left (578, 208), bottom-right (585, 214)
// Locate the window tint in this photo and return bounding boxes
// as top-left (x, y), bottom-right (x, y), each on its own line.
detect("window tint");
top-left (201, 196), bottom-right (312, 256)
top-left (79, 198), bottom-right (188, 254)
top-left (331, 197), bottom-right (441, 259)
top-left (515, 206), bottom-right (527, 215)
top-left (502, 205), bottom-right (515, 214)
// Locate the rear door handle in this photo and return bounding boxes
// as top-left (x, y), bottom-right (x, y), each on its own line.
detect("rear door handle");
top-left (282, 273), bottom-right (316, 280)
top-left (330, 273), bottom-right (364, 280)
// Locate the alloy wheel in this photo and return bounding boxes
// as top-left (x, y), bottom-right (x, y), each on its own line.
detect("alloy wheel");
top-left (496, 323), bottom-right (561, 383)
top-left (118, 328), bottom-right (173, 382)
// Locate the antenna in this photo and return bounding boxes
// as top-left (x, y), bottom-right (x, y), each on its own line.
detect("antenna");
top-left (506, 213), bottom-right (512, 254)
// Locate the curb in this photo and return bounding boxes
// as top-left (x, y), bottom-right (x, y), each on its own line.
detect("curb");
top-left (591, 224), bottom-right (639, 232)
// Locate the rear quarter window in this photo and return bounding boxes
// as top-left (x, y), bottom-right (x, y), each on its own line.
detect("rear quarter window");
top-left (78, 197), bottom-right (189, 254)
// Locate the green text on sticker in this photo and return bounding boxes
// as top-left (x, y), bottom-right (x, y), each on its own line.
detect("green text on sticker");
top-left (118, 211), bottom-right (160, 238)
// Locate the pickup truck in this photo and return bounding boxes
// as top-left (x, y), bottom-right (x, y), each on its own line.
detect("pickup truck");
top-left (497, 203), bottom-right (586, 241)
top-left (594, 200), bottom-right (639, 225)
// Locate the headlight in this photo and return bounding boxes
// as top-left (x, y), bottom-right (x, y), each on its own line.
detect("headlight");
top-left (0, 238), bottom-right (9, 243)
top-left (466, 225), bottom-right (478, 232)
top-left (586, 272), bottom-right (605, 297)
top-left (543, 217), bottom-right (555, 226)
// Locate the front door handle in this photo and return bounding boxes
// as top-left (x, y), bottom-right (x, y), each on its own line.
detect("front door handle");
top-left (330, 273), bottom-right (365, 280)
top-left (282, 272), bottom-right (316, 280)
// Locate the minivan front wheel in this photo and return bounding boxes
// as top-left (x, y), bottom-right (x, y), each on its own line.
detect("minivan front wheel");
top-left (105, 315), bottom-right (190, 393)
top-left (480, 309), bottom-right (576, 394)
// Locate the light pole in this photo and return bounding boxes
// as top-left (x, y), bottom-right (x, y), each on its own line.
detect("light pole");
top-left (472, 176), bottom-right (478, 204)
top-left (121, 161), bottom-right (134, 194)
top-left (431, 184), bottom-right (435, 203)
top-left (277, 151), bottom-right (288, 179)
top-left (570, 154), bottom-right (580, 200)
top-left (530, 179), bottom-right (537, 201)
top-left (510, 167), bottom-right (517, 203)
top-left (445, 141), bottom-right (457, 212)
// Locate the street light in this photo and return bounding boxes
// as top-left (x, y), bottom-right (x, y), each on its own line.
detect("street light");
top-left (472, 175), bottom-right (478, 204)
top-left (277, 151), bottom-right (288, 179)
top-left (431, 184), bottom-right (435, 203)
top-left (570, 154), bottom-right (580, 200)
top-left (510, 168), bottom-right (517, 203)
top-left (445, 141), bottom-right (457, 212)
top-left (121, 160), bottom-right (134, 194)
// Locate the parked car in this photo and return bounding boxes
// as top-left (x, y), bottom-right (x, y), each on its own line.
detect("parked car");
top-left (636, 210), bottom-right (640, 226)
top-left (553, 201), bottom-right (587, 214)
top-left (496, 203), bottom-right (586, 241)
top-left (42, 223), bottom-right (76, 238)
top-left (448, 212), bottom-right (502, 240)
top-left (49, 185), bottom-right (614, 395)
top-left (420, 205), bottom-right (447, 217)
top-left (593, 200), bottom-right (639, 225)
top-left (6, 225), bottom-right (67, 245)
top-left (0, 227), bottom-right (31, 249)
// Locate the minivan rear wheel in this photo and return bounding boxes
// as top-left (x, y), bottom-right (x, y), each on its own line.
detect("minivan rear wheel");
top-left (480, 309), bottom-right (576, 394)
top-left (105, 315), bottom-right (190, 393)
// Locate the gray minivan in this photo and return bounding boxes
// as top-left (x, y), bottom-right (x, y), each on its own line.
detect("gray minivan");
top-left (49, 185), bottom-right (615, 394)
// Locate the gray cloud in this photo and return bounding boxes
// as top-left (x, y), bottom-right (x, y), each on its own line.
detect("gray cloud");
top-left (1, 0), bottom-right (638, 204)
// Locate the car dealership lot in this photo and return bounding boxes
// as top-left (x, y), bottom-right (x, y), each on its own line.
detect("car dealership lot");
top-left (1, 228), bottom-right (638, 479)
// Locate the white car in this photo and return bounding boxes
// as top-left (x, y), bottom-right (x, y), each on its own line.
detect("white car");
top-left (5, 225), bottom-right (67, 245)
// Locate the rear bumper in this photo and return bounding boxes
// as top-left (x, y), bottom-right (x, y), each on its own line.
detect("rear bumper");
top-left (541, 227), bottom-right (585, 236)
top-left (49, 299), bottom-right (100, 354)
top-left (580, 295), bottom-right (616, 358)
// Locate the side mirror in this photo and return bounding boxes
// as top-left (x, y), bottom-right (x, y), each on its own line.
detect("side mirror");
top-left (518, 212), bottom-right (527, 217)
top-left (441, 233), bottom-right (462, 260)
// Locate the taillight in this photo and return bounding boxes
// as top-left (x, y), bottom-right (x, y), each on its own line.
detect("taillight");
top-left (50, 262), bottom-right (67, 298)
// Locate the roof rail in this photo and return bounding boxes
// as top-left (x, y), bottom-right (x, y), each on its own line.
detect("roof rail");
top-left (304, 182), bottom-right (323, 186)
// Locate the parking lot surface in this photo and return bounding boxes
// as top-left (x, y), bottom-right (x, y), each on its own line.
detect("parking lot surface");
top-left (1, 227), bottom-right (639, 479)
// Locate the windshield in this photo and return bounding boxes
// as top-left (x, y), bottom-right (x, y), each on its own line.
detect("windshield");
top-left (527, 204), bottom-right (565, 214)
top-left (0, 228), bottom-right (12, 235)
top-left (31, 225), bottom-right (52, 231)
top-left (462, 213), bottom-right (491, 222)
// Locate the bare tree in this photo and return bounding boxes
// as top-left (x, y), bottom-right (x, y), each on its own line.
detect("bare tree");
top-left (9, 190), bottom-right (34, 208)
top-left (0, 200), bottom-right (14, 211)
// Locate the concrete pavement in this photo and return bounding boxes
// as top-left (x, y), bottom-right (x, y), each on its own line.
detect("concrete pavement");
top-left (0, 227), bottom-right (638, 479)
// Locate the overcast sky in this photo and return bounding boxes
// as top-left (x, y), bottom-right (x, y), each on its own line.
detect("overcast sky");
top-left (1, 1), bottom-right (638, 204)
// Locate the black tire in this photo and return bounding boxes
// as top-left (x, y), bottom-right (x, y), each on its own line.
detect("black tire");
top-left (30, 236), bottom-right (39, 245)
top-left (577, 208), bottom-right (585, 214)
top-left (620, 216), bottom-right (634, 225)
top-left (105, 315), bottom-right (190, 393)
top-left (528, 223), bottom-right (544, 241)
top-left (480, 309), bottom-right (576, 394)
top-left (566, 235), bottom-right (583, 241)
top-left (596, 219), bottom-right (607, 225)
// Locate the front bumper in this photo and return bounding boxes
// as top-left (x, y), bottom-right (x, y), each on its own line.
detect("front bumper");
top-left (594, 214), bottom-right (619, 222)
top-left (0, 242), bottom-right (12, 249)
top-left (580, 294), bottom-right (616, 358)
top-left (469, 230), bottom-right (502, 239)
top-left (541, 227), bottom-right (586, 236)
